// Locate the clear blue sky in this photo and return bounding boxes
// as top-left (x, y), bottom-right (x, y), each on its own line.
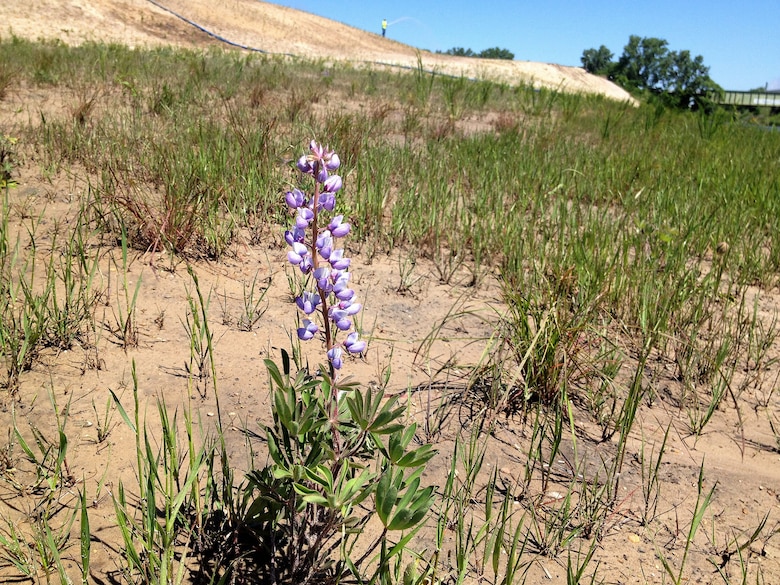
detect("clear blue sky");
top-left (267, 0), bottom-right (779, 91)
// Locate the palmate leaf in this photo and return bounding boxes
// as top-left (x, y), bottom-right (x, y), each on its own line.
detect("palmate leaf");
top-left (346, 386), bottom-right (405, 434)
top-left (388, 484), bottom-right (434, 531)
top-left (388, 423), bottom-right (418, 462)
top-left (375, 467), bottom-right (434, 532)
top-left (396, 443), bottom-right (436, 468)
top-left (368, 396), bottom-right (406, 435)
top-left (346, 385), bottom-right (369, 429)
top-left (336, 468), bottom-right (374, 510)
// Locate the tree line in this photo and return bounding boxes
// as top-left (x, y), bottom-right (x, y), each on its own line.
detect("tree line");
top-left (581, 35), bottom-right (721, 109)
top-left (438, 47), bottom-right (515, 60)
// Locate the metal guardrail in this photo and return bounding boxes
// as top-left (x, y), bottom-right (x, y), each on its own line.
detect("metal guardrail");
top-left (716, 91), bottom-right (780, 107)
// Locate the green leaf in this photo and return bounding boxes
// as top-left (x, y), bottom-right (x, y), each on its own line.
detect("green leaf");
top-left (375, 471), bottom-right (398, 527)
top-left (367, 396), bottom-right (405, 434)
top-left (109, 388), bottom-right (136, 434)
top-left (266, 429), bottom-right (283, 466)
top-left (388, 486), bottom-right (434, 531)
top-left (346, 388), bottom-right (369, 429)
top-left (265, 358), bottom-right (287, 391)
top-left (293, 483), bottom-right (328, 506)
top-left (396, 444), bottom-right (436, 468)
top-left (305, 464), bottom-right (334, 490)
top-left (273, 387), bottom-right (293, 428)
top-left (166, 451), bottom-right (205, 534)
top-left (79, 487), bottom-right (90, 584)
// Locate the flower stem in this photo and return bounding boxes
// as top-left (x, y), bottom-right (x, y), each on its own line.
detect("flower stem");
top-left (310, 167), bottom-right (336, 381)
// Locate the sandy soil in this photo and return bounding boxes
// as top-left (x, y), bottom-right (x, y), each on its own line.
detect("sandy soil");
top-left (0, 2), bottom-right (779, 585)
top-left (1, 0), bottom-right (636, 103)
top-left (0, 147), bottom-right (777, 584)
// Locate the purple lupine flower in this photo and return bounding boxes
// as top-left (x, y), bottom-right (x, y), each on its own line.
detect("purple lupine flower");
top-left (285, 188), bottom-right (306, 210)
top-left (324, 152), bottom-right (340, 171)
top-left (318, 192), bottom-right (336, 212)
top-left (287, 242), bottom-right (308, 266)
top-left (285, 227), bottom-right (306, 245)
top-left (298, 256), bottom-right (313, 274)
top-left (344, 332), bottom-right (366, 354)
top-left (316, 231), bottom-right (333, 260)
top-left (323, 175), bottom-right (342, 194)
top-left (333, 275), bottom-right (354, 301)
top-left (296, 207), bottom-right (315, 228)
top-left (286, 140), bottom-right (367, 377)
top-left (309, 140), bottom-right (324, 159)
top-left (327, 347), bottom-right (343, 370)
top-left (328, 215), bottom-right (351, 238)
top-left (297, 155), bottom-right (313, 175)
top-left (296, 291), bottom-right (321, 315)
top-left (313, 266), bottom-right (333, 292)
top-left (297, 319), bottom-right (319, 341)
top-left (329, 249), bottom-right (351, 270)
top-left (305, 141), bottom-right (340, 173)
top-left (329, 308), bottom-right (352, 331)
top-left (339, 298), bottom-right (362, 316)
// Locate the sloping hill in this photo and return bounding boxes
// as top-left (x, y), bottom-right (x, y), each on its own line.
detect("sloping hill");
top-left (2, 0), bottom-right (635, 102)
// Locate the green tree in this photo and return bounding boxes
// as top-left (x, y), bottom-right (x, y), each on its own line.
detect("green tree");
top-left (614, 35), bottom-right (671, 91)
top-left (443, 47), bottom-right (475, 57)
top-left (440, 47), bottom-right (514, 60)
top-left (581, 45), bottom-right (614, 75)
top-left (582, 35), bottom-right (721, 109)
top-left (478, 47), bottom-right (514, 60)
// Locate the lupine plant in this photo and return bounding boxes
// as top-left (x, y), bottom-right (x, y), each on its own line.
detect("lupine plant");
top-left (237, 141), bottom-right (436, 585)
top-left (284, 140), bottom-right (366, 382)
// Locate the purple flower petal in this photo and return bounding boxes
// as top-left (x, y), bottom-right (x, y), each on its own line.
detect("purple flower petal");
top-left (287, 250), bottom-right (302, 265)
top-left (318, 192), bottom-right (336, 212)
top-left (295, 207), bottom-right (314, 229)
top-left (323, 175), bottom-right (342, 193)
top-left (296, 155), bottom-right (313, 174)
top-left (309, 140), bottom-right (323, 158)
top-left (285, 227), bottom-right (306, 245)
top-left (287, 242), bottom-right (308, 266)
top-left (329, 308), bottom-right (352, 331)
top-left (297, 319), bottom-right (319, 341)
top-left (328, 215), bottom-right (351, 238)
top-left (329, 249), bottom-right (351, 270)
top-left (296, 292), bottom-right (321, 315)
top-left (344, 332), bottom-right (366, 354)
top-left (285, 188), bottom-right (306, 210)
top-left (340, 299), bottom-right (362, 316)
top-left (334, 278), bottom-right (354, 301)
top-left (325, 153), bottom-right (340, 171)
top-left (327, 347), bottom-right (343, 370)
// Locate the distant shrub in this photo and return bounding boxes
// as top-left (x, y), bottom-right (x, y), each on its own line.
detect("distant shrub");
top-left (439, 46), bottom-right (514, 60)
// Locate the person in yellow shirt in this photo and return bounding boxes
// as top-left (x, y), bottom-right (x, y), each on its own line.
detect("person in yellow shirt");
top-left (382, 18), bottom-right (387, 37)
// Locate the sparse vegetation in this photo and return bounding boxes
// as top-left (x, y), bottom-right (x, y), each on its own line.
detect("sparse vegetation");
top-left (0, 37), bottom-right (778, 585)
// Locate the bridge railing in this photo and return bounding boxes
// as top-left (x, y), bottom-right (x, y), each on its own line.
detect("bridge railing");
top-left (714, 91), bottom-right (780, 107)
